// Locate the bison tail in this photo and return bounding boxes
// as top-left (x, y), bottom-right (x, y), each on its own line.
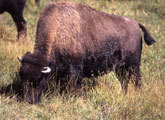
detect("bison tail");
top-left (138, 23), bottom-right (156, 45)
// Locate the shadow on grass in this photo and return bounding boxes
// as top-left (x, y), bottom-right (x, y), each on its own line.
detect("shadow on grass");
top-left (0, 72), bottom-right (98, 103)
top-left (0, 73), bottom-right (23, 101)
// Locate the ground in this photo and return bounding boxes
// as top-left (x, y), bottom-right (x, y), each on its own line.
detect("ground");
top-left (0, 0), bottom-right (164, 119)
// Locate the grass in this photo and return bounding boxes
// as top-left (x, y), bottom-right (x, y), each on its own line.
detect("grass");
top-left (0, 0), bottom-right (165, 119)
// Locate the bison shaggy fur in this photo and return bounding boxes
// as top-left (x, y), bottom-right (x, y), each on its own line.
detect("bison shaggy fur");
top-left (18, 2), bottom-right (155, 104)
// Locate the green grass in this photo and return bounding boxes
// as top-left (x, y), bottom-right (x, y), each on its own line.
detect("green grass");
top-left (0, 0), bottom-right (165, 119)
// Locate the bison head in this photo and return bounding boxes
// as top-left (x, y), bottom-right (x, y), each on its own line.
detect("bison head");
top-left (18, 52), bottom-right (51, 104)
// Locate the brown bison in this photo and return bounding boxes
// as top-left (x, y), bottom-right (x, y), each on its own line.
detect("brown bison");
top-left (0, 0), bottom-right (27, 38)
top-left (18, 2), bottom-right (155, 104)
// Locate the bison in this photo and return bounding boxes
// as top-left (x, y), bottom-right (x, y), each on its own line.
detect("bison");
top-left (0, 0), bottom-right (27, 38)
top-left (18, 2), bottom-right (155, 104)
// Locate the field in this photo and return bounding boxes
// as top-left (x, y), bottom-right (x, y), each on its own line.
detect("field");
top-left (0, 0), bottom-right (165, 119)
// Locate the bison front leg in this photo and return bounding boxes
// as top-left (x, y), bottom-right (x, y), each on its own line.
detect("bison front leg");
top-left (66, 65), bottom-right (83, 92)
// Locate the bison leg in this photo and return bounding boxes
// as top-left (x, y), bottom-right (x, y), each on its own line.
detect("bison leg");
top-left (66, 65), bottom-right (83, 92)
top-left (9, 7), bottom-right (27, 39)
top-left (130, 66), bottom-right (142, 91)
top-left (116, 65), bottom-right (142, 93)
top-left (115, 66), bottom-right (130, 93)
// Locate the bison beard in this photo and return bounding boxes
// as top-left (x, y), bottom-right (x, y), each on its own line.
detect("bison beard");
top-left (18, 2), bottom-right (156, 104)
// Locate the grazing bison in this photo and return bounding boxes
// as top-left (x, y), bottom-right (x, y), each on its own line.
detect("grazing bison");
top-left (0, 0), bottom-right (27, 38)
top-left (18, 2), bottom-right (155, 104)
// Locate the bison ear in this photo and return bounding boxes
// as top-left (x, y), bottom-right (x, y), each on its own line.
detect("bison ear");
top-left (41, 67), bottom-right (51, 74)
top-left (17, 57), bottom-right (22, 62)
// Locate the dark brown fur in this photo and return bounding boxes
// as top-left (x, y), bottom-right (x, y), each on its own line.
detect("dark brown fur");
top-left (19, 2), bottom-right (155, 104)
top-left (0, 0), bottom-right (27, 38)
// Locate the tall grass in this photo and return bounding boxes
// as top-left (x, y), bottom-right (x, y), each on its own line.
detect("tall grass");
top-left (0, 0), bottom-right (164, 119)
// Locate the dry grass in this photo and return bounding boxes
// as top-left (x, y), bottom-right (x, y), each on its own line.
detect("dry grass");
top-left (0, 0), bottom-right (164, 119)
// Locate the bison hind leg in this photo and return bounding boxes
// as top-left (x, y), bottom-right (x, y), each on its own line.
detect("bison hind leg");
top-left (130, 66), bottom-right (142, 91)
top-left (115, 64), bottom-right (142, 93)
top-left (115, 66), bottom-right (130, 94)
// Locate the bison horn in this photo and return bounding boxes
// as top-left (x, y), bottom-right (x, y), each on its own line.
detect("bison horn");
top-left (41, 67), bottom-right (51, 73)
top-left (17, 57), bottom-right (22, 62)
